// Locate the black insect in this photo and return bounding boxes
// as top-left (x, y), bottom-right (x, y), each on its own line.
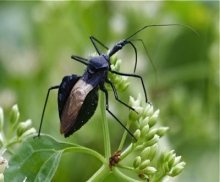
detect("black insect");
top-left (37, 24), bottom-right (182, 138)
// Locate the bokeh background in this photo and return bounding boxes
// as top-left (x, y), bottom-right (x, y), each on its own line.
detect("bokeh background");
top-left (0, 1), bottom-right (218, 182)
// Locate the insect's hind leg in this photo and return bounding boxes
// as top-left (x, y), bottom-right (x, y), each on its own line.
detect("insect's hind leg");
top-left (110, 70), bottom-right (149, 103)
top-left (38, 85), bottom-right (60, 137)
top-left (106, 79), bottom-right (137, 113)
top-left (100, 85), bottom-right (136, 141)
top-left (90, 36), bottom-right (109, 55)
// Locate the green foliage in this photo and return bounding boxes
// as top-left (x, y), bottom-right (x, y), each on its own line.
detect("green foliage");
top-left (5, 135), bottom-right (73, 182)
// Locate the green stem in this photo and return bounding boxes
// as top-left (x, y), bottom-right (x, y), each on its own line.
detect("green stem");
top-left (99, 91), bottom-right (111, 158)
top-left (118, 123), bottom-right (130, 150)
top-left (63, 146), bottom-right (106, 164)
top-left (87, 165), bottom-right (110, 182)
top-left (120, 143), bottom-right (134, 160)
top-left (117, 164), bottom-right (135, 171)
top-left (113, 167), bottom-right (142, 182)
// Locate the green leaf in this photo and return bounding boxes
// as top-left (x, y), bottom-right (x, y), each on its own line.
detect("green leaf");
top-left (5, 135), bottom-right (77, 182)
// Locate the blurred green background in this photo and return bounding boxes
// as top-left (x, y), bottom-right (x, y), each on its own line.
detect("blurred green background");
top-left (0, 1), bottom-right (218, 182)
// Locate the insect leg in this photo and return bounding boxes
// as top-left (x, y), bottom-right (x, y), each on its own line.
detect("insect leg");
top-left (71, 55), bottom-right (89, 66)
top-left (130, 38), bottom-right (157, 77)
top-left (110, 70), bottom-right (148, 103)
top-left (38, 85), bottom-right (60, 137)
top-left (105, 79), bottom-right (137, 113)
top-left (90, 36), bottom-right (109, 55)
top-left (100, 85), bottom-right (137, 141)
top-left (126, 41), bottom-right (138, 73)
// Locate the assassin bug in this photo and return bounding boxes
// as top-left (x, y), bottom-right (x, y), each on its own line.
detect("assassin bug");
top-left (38, 24), bottom-right (188, 138)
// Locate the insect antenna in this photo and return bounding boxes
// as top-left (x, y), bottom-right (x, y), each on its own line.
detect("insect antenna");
top-left (90, 36), bottom-right (109, 55)
top-left (125, 23), bottom-right (199, 41)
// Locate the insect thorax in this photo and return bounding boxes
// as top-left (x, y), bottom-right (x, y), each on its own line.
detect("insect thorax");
top-left (88, 55), bottom-right (109, 71)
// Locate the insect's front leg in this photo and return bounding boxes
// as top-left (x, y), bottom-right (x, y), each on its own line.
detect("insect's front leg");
top-left (100, 84), bottom-right (136, 140)
top-left (110, 70), bottom-right (149, 103)
top-left (38, 85), bottom-right (60, 137)
top-left (105, 79), bottom-right (137, 113)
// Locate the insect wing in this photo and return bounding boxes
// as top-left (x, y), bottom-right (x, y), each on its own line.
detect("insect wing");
top-left (60, 79), bottom-right (96, 137)
top-left (58, 74), bottom-right (80, 118)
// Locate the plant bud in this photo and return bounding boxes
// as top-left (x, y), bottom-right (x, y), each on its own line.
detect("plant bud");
top-left (149, 144), bottom-right (158, 160)
top-left (21, 128), bottom-right (37, 138)
top-left (168, 153), bottom-right (176, 168)
top-left (139, 160), bottom-right (150, 170)
top-left (140, 147), bottom-right (151, 159)
top-left (169, 162), bottom-right (186, 177)
top-left (16, 119), bottom-right (32, 137)
top-left (173, 156), bottom-right (182, 166)
top-left (156, 127), bottom-right (169, 137)
top-left (140, 117), bottom-right (149, 128)
top-left (143, 166), bottom-right (157, 175)
top-left (134, 129), bottom-right (141, 139)
top-left (145, 135), bottom-right (159, 146)
top-left (146, 128), bottom-right (157, 140)
top-left (9, 104), bottom-right (20, 125)
top-left (141, 125), bottom-right (150, 136)
top-left (148, 110), bottom-right (159, 127)
top-left (163, 150), bottom-right (174, 162)
top-left (133, 156), bottom-right (142, 168)
top-left (147, 106), bottom-right (154, 116)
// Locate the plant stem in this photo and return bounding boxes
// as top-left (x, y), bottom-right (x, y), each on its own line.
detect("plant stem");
top-left (118, 123), bottom-right (130, 150)
top-left (64, 146), bottom-right (106, 164)
top-left (120, 143), bottom-right (134, 160)
top-left (99, 91), bottom-right (111, 158)
top-left (113, 167), bottom-right (142, 182)
top-left (87, 165), bottom-right (109, 182)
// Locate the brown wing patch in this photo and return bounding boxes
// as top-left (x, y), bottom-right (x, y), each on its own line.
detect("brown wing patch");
top-left (60, 79), bottom-right (93, 134)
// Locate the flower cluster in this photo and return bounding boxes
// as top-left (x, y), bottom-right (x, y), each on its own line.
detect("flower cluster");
top-left (119, 95), bottom-right (186, 181)
top-left (0, 105), bottom-right (36, 149)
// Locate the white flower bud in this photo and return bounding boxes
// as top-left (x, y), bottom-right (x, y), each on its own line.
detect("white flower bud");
top-left (169, 162), bottom-right (186, 176)
top-left (145, 135), bottom-right (159, 146)
top-left (143, 166), bottom-right (157, 175)
top-left (140, 147), bottom-right (151, 159)
top-left (173, 156), bottom-right (182, 166)
top-left (20, 128), bottom-right (37, 138)
top-left (134, 129), bottom-right (141, 139)
top-left (16, 119), bottom-right (32, 137)
top-left (156, 127), bottom-right (169, 137)
top-left (140, 117), bottom-right (149, 128)
top-left (139, 159), bottom-right (150, 170)
top-left (148, 110), bottom-right (159, 127)
top-left (141, 125), bottom-right (150, 136)
top-left (133, 156), bottom-right (142, 168)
